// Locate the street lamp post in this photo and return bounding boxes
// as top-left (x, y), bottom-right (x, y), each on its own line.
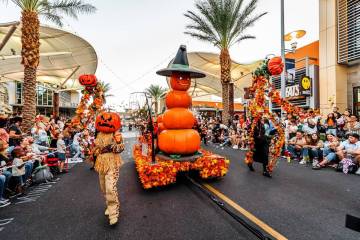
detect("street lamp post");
top-left (131, 92), bottom-right (156, 163)
top-left (280, 0), bottom-right (286, 117)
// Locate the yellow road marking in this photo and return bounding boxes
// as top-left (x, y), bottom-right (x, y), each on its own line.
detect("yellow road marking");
top-left (203, 184), bottom-right (288, 240)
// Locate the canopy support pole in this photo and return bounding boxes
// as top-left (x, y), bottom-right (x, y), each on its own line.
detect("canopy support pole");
top-left (0, 22), bottom-right (20, 52)
top-left (59, 65), bottom-right (80, 89)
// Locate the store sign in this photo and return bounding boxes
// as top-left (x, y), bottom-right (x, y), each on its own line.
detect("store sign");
top-left (286, 85), bottom-right (300, 98)
top-left (299, 76), bottom-right (312, 96)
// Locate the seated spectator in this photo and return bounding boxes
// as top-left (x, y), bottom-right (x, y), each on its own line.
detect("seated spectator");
top-left (344, 115), bottom-right (360, 136)
top-left (8, 117), bottom-right (23, 147)
top-left (287, 130), bottom-right (306, 160)
top-left (302, 119), bottom-right (318, 136)
top-left (302, 133), bottom-right (324, 165)
top-left (18, 138), bottom-right (34, 185)
top-left (31, 122), bottom-right (49, 146)
top-left (325, 113), bottom-right (337, 136)
top-left (0, 172), bottom-right (10, 207)
top-left (336, 133), bottom-right (360, 174)
top-left (11, 147), bottom-right (27, 193)
top-left (287, 117), bottom-right (299, 140)
top-left (313, 133), bottom-right (339, 169)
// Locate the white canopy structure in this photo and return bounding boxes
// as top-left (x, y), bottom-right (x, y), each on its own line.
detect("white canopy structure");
top-left (0, 21), bottom-right (97, 91)
top-left (166, 52), bottom-right (262, 99)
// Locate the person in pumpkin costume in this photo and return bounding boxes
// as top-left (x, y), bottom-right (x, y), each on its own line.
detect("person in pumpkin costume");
top-left (93, 112), bottom-right (124, 226)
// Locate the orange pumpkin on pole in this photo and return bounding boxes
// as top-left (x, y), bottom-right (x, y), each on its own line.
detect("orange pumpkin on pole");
top-left (79, 74), bottom-right (97, 87)
top-left (267, 57), bottom-right (284, 76)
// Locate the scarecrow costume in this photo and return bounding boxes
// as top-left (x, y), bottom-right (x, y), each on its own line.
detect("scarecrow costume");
top-left (94, 131), bottom-right (124, 225)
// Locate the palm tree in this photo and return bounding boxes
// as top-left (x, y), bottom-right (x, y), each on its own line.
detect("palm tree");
top-left (1, 0), bottom-right (96, 132)
top-left (98, 81), bottom-right (114, 103)
top-left (184, 0), bottom-right (266, 124)
top-left (145, 84), bottom-right (167, 116)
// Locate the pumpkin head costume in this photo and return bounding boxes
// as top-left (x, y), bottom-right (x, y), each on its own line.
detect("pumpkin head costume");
top-left (94, 111), bottom-right (124, 226)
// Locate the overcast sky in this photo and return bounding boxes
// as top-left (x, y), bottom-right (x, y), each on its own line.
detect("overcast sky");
top-left (1, 0), bottom-right (319, 107)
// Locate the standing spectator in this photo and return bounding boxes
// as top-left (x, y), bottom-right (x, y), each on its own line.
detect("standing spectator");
top-left (8, 117), bottom-right (23, 147)
top-left (57, 134), bottom-right (67, 173)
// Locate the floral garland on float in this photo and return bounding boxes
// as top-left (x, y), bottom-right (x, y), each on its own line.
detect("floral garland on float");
top-left (132, 45), bottom-right (230, 189)
top-left (133, 134), bottom-right (229, 189)
top-left (245, 57), bottom-right (302, 173)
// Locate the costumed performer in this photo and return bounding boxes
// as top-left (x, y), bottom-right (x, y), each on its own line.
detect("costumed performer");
top-left (93, 112), bottom-right (124, 226)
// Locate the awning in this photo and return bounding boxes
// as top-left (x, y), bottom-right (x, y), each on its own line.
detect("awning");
top-left (0, 21), bottom-right (97, 91)
top-left (166, 52), bottom-right (261, 99)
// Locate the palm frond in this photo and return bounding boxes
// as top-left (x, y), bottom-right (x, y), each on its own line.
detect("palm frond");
top-left (184, 0), bottom-right (266, 49)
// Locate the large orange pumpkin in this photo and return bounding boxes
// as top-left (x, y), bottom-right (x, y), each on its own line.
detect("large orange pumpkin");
top-left (158, 129), bottom-right (200, 155)
top-left (267, 57), bottom-right (284, 76)
top-left (163, 108), bottom-right (195, 129)
top-left (79, 74), bottom-right (97, 87)
top-left (165, 90), bottom-right (192, 109)
top-left (95, 112), bottom-right (121, 133)
top-left (170, 74), bottom-right (191, 91)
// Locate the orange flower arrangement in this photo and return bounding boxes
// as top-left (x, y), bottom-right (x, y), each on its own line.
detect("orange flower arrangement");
top-left (245, 57), bottom-right (303, 173)
top-left (133, 136), bottom-right (230, 189)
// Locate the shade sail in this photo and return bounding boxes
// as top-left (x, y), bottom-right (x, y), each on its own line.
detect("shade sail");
top-left (166, 52), bottom-right (261, 99)
top-left (0, 21), bottom-right (97, 91)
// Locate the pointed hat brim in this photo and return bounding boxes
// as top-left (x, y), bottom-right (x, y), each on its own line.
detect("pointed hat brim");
top-left (156, 64), bottom-right (206, 78)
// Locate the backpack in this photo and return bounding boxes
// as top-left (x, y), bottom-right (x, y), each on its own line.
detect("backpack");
top-left (32, 166), bottom-right (53, 184)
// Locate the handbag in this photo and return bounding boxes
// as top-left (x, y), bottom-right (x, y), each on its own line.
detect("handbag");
top-left (337, 159), bottom-right (359, 174)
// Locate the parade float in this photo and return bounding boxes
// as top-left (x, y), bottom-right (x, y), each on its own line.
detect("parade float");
top-left (133, 45), bottom-right (229, 189)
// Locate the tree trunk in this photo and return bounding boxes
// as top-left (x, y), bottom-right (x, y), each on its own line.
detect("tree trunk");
top-left (53, 92), bottom-right (60, 118)
top-left (154, 101), bottom-right (158, 117)
top-left (21, 10), bottom-right (40, 133)
top-left (229, 82), bottom-right (234, 118)
top-left (220, 48), bottom-right (232, 125)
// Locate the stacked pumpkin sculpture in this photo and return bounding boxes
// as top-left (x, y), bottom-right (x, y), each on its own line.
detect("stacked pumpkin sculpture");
top-left (156, 45), bottom-right (206, 156)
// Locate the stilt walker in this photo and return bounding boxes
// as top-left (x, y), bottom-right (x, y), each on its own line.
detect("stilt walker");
top-left (93, 112), bottom-right (124, 226)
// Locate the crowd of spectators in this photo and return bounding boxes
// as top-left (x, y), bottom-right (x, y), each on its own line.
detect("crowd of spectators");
top-left (0, 114), bottom-right (94, 208)
top-left (194, 106), bottom-right (360, 175)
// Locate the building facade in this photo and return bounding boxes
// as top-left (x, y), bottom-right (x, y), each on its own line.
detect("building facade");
top-left (319, 0), bottom-right (360, 114)
top-left (7, 81), bottom-right (79, 117)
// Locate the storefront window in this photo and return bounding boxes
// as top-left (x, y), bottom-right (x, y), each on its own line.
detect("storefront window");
top-left (16, 82), bottom-right (54, 106)
top-left (353, 87), bottom-right (360, 116)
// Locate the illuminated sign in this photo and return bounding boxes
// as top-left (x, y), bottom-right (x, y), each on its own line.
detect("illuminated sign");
top-left (299, 76), bottom-right (312, 96)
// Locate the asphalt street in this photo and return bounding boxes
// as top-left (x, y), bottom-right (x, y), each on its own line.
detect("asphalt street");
top-left (1, 130), bottom-right (359, 240)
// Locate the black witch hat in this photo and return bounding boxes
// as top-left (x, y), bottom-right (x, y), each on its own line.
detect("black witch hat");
top-left (156, 45), bottom-right (206, 78)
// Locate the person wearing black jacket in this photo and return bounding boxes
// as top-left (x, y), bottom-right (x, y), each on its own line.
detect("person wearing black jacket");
top-left (247, 119), bottom-right (272, 178)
